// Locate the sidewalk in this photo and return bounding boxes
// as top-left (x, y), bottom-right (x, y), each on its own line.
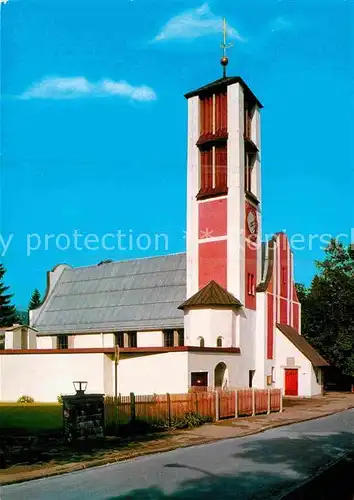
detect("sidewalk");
top-left (1, 392), bottom-right (353, 486)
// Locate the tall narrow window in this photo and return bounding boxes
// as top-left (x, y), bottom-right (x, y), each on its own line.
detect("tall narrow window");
top-left (128, 332), bottom-right (137, 348)
top-left (115, 332), bottom-right (124, 348)
top-left (164, 330), bottom-right (174, 347)
top-left (244, 101), bottom-right (254, 139)
top-left (178, 330), bottom-right (184, 347)
top-left (200, 95), bottom-right (213, 135)
top-left (215, 91), bottom-right (227, 134)
top-left (215, 144), bottom-right (227, 189)
top-left (245, 153), bottom-right (255, 193)
top-left (216, 337), bottom-right (223, 347)
top-left (200, 148), bottom-right (213, 191)
top-left (58, 335), bottom-right (68, 349)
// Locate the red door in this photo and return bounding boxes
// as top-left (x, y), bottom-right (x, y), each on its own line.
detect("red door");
top-left (285, 369), bottom-right (298, 396)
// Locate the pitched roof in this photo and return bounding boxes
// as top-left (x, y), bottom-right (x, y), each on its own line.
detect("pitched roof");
top-left (184, 76), bottom-right (263, 108)
top-left (277, 324), bottom-right (329, 367)
top-left (33, 253), bottom-right (186, 334)
top-left (0, 324), bottom-right (37, 332)
top-left (178, 281), bottom-right (242, 310)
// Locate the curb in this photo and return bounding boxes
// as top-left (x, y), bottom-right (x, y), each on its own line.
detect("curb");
top-left (1, 403), bottom-right (354, 487)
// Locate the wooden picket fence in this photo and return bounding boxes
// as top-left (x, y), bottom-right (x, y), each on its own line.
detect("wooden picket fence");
top-left (105, 388), bottom-right (282, 428)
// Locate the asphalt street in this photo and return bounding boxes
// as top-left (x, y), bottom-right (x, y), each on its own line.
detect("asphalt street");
top-left (2, 409), bottom-right (354, 500)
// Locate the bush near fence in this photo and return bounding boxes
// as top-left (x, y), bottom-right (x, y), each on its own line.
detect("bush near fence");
top-left (105, 389), bottom-right (282, 430)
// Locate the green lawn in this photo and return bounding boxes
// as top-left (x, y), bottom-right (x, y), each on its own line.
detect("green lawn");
top-left (0, 403), bottom-right (63, 432)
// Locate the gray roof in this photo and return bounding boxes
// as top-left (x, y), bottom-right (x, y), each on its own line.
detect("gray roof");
top-left (34, 253), bottom-right (186, 334)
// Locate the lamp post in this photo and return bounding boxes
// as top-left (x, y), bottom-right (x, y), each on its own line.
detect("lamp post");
top-left (73, 381), bottom-right (88, 395)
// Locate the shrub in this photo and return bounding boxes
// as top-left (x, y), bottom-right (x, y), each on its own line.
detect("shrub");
top-left (170, 412), bottom-right (212, 429)
top-left (17, 395), bottom-right (34, 403)
top-left (57, 394), bottom-right (63, 404)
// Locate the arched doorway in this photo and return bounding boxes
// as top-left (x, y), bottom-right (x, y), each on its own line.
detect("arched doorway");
top-left (214, 362), bottom-right (228, 390)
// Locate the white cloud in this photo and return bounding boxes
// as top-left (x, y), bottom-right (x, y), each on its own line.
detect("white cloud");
top-left (153, 3), bottom-right (244, 43)
top-left (20, 77), bottom-right (157, 101)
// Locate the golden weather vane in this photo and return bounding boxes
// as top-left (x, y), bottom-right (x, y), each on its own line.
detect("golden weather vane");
top-left (220, 18), bottom-right (233, 78)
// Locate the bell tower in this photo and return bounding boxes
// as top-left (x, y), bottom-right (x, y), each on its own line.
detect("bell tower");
top-left (185, 20), bottom-right (263, 309)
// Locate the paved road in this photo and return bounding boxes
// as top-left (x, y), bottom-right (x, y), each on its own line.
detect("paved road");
top-left (2, 410), bottom-right (354, 500)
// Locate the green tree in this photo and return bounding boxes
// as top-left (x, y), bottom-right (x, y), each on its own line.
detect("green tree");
top-left (0, 264), bottom-right (18, 327)
top-left (17, 309), bottom-right (29, 325)
top-left (300, 240), bottom-right (354, 376)
top-left (28, 288), bottom-right (42, 311)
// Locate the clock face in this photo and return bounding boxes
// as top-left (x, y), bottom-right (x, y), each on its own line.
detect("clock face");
top-left (247, 209), bottom-right (258, 235)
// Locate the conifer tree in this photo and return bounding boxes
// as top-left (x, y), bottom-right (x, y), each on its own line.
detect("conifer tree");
top-left (28, 288), bottom-right (42, 310)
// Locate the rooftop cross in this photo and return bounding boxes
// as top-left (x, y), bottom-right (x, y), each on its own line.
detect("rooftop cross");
top-left (220, 18), bottom-right (233, 78)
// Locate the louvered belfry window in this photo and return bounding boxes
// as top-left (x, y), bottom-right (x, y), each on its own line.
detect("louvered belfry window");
top-left (198, 91), bottom-right (228, 198)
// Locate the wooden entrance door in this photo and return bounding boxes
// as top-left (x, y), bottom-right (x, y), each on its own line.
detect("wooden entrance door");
top-left (285, 369), bottom-right (298, 396)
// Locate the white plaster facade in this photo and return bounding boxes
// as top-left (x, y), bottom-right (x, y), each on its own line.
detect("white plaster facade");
top-left (275, 327), bottom-right (323, 397)
top-left (0, 350), bottom-right (243, 401)
top-left (0, 76), bottom-right (328, 402)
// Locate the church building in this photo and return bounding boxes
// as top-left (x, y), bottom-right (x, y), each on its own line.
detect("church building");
top-left (0, 39), bottom-right (328, 402)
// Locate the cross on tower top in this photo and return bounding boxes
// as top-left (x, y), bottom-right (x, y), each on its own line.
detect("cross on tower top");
top-left (220, 18), bottom-right (233, 78)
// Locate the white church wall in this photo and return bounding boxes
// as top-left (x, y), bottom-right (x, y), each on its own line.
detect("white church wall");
top-left (184, 308), bottom-right (234, 347)
top-left (227, 82), bottom-right (245, 303)
top-left (254, 293), bottom-right (267, 388)
top-left (115, 352), bottom-right (189, 396)
top-left (188, 352), bottom-right (242, 389)
top-left (311, 366), bottom-right (324, 396)
top-left (186, 95), bottom-right (200, 298)
top-left (238, 310), bottom-right (256, 385)
top-left (137, 331), bottom-right (163, 348)
top-left (73, 334), bottom-right (103, 348)
top-left (104, 354), bottom-right (114, 395)
top-left (4, 330), bottom-right (14, 350)
top-left (274, 328), bottom-right (321, 397)
top-left (103, 333), bottom-right (115, 348)
top-left (37, 336), bottom-right (56, 349)
top-left (210, 309), bottom-right (234, 347)
top-left (0, 353), bottom-right (106, 402)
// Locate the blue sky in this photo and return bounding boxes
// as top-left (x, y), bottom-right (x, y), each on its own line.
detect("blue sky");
top-left (1, 0), bottom-right (353, 309)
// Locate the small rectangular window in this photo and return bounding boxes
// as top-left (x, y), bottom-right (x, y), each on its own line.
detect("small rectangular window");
top-left (178, 330), bottom-right (184, 347)
top-left (164, 330), bottom-right (174, 347)
top-left (58, 335), bottom-right (68, 349)
top-left (115, 332), bottom-right (124, 348)
top-left (128, 332), bottom-right (137, 348)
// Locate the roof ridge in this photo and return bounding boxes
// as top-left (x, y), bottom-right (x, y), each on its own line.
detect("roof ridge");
top-left (62, 252), bottom-right (186, 272)
top-left (179, 280), bottom-right (242, 310)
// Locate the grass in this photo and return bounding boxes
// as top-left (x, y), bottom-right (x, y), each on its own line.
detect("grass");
top-left (0, 403), bottom-right (63, 433)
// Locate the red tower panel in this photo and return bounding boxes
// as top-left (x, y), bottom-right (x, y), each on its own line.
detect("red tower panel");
top-left (244, 202), bottom-right (257, 310)
top-left (280, 298), bottom-right (288, 324)
top-left (293, 302), bottom-right (300, 332)
top-left (199, 198), bottom-right (227, 239)
top-left (198, 240), bottom-right (227, 289)
top-left (267, 293), bottom-right (274, 359)
top-left (280, 234), bottom-right (289, 299)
